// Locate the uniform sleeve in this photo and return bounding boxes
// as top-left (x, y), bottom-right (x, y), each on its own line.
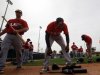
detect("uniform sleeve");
top-left (5, 20), bottom-right (11, 28)
top-left (46, 22), bottom-right (54, 33)
top-left (22, 20), bottom-right (29, 28)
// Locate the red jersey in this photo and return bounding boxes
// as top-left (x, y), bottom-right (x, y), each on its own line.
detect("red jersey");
top-left (46, 21), bottom-right (69, 36)
top-left (29, 44), bottom-right (33, 51)
top-left (23, 42), bottom-right (30, 49)
top-left (5, 19), bottom-right (29, 35)
top-left (78, 47), bottom-right (83, 52)
top-left (71, 44), bottom-right (78, 51)
top-left (83, 35), bottom-right (92, 45)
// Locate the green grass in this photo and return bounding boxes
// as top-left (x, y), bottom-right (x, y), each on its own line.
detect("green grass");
top-left (23, 59), bottom-right (43, 66)
top-left (7, 55), bottom-right (100, 66)
top-left (23, 58), bottom-right (66, 66)
top-left (50, 58), bottom-right (65, 65)
top-left (23, 55), bottom-right (100, 66)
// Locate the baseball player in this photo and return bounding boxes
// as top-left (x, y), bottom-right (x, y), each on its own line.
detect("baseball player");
top-left (77, 46), bottom-right (83, 58)
top-left (29, 42), bottom-right (34, 62)
top-left (0, 9), bottom-right (29, 73)
top-left (81, 34), bottom-right (92, 61)
top-left (71, 42), bottom-right (78, 58)
top-left (40, 17), bottom-right (74, 73)
top-left (22, 38), bottom-right (30, 63)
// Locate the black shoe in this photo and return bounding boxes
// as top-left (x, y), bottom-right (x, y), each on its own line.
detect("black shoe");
top-left (64, 62), bottom-right (76, 69)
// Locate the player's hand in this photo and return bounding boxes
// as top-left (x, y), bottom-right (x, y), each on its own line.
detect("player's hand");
top-left (65, 45), bottom-right (69, 53)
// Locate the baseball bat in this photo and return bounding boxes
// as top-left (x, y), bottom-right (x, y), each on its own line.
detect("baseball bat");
top-left (2, 16), bottom-right (25, 44)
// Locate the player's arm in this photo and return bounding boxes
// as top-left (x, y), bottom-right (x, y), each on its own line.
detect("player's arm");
top-left (65, 34), bottom-right (69, 46)
top-left (65, 33), bottom-right (70, 52)
top-left (0, 20), bottom-right (10, 36)
top-left (45, 31), bottom-right (51, 50)
top-left (0, 28), bottom-right (7, 36)
top-left (45, 31), bottom-right (52, 55)
top-left (63, 24), bottom-right (70, 52)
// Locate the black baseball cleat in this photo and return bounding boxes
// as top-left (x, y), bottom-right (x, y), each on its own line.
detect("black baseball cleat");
top-left (62, 62), bottom-right (76, 70)
top-left (52, 63), bottom-right (60, 70)
top-left (62, 68), bottom-right (73, 74)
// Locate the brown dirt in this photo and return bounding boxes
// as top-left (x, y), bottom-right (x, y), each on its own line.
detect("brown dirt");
top-left (1, 63), bottom-right (100, 75)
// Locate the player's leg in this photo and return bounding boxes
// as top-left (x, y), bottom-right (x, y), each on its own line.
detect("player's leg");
top-left (30, 51), bottom-right (33, 62)
top-left (0, 34), bottom-right (12, 73)
top-left (55, 35), bottom-right (72, 64)
top-left (40, 36), bottom-right (54, 73)
top-left (86, 44), bottom-right (93, 63)
top-left (13, 36), bottom-right (23, 68)
top-left (86, 44), bottom-right (92, 59)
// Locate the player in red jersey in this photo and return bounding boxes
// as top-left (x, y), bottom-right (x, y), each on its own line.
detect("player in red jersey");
top-left (71, 42), bottom-right (78, 58)
top-left (77, 46), bottom-right (83, 58)
top-left (81, 34), bottom-right (92, 60)
top-left (22, 38), bottom-right (30, 63)
top-left (29, 42), bottom-right (34, 62)
top-left (0, 9), bottom-right (29, 73)
top-left (40, 17), bottom-right (74, 73)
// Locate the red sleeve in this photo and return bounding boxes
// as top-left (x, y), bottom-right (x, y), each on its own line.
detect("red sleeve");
top-left (5, 19), bottom-right (12, 27)
top-left (5, 19), bottom-right (14, 32)
top-left (22, 20), bottom-right (29, 28)
top-left (46, 22), bottom-right (54, 33)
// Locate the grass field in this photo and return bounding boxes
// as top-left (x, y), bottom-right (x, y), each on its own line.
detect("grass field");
top-left (22, 58), bottom-right (65, 66)
top-left (22, 55), bottom-right (100, 66)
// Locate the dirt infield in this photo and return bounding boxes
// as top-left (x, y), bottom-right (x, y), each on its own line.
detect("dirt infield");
top-left (2, 63), bottom-right (100, 75)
